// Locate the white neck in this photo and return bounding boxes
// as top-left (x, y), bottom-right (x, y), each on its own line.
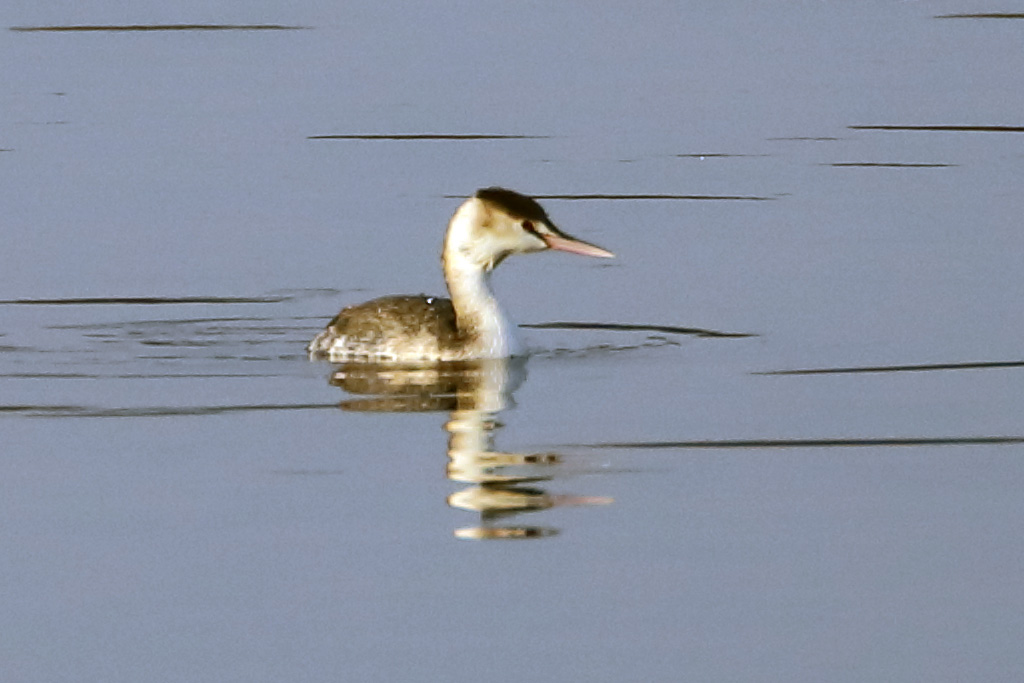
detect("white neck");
top-left (442, 201), bottom-right (522, 358)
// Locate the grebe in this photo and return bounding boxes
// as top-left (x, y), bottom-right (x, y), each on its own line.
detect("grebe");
top-left (308, 187), bottom-right (614, 362)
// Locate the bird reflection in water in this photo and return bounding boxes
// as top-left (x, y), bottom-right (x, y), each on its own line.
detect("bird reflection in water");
top-left (329, 358), bottom-right (612, 539)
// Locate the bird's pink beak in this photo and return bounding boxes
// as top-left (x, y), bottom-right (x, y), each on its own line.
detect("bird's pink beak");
top-left (542, 232), bottom-right (615, 258)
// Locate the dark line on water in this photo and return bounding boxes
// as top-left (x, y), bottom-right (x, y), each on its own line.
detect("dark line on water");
top-left (532, 194), bottom-right (775, 201)
top-left (767, 137), bottom-right (840, 141)
top-left (936, 13), bottom-right (1024, 20)
top-left (758, 360), bottom-right (1024, 376)
top-left (531, 338), bottom-right (682, 358)
top-left (0, 295), bottom-right (289, 305)
top-left (2, 403), bottom-right (339, 418)
top-left (827, 162), bottom-right (954, 168)
top-left (676, 153), bottom-right (769, 158)
top-left (50, 315), bottom-right (305, 328)
top-left (10, 24), bottom-right (307, 32)
top-left (850, 125), bottom-right (1024, 133)
top-left (575, 436), bottom-right (1024, 450)
top-left (444, 193), bottom-right (774, 202)
top-left (1, 373), bottom-right (286, 379)
top-left (309, 134), bottom-right (547, 140)
top-left (0, 405), bottom-right (82, 413)
top-left (521, 321), bottom-right (755, 338)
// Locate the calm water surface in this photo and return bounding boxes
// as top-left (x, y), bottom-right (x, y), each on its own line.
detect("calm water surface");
top-left (3, 2), bottom-right (1024, 681)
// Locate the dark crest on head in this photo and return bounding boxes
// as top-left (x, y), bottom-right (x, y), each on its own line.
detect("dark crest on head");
top-left (475, 187), bottom-right (551, 224)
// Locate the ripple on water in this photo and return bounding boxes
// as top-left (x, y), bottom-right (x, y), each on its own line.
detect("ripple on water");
top-left (9, 24), bottom-right (308, 32)
top-left (0, 293), bottom-right (328, 379)
top-left (850, 124), bottom-right (1024, 133)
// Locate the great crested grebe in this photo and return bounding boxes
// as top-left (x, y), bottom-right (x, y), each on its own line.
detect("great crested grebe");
top-left (308, 187), bottom-right (614, 363)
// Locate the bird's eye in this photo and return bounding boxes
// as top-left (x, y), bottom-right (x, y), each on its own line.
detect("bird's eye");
top-left (521, 220), bottom-right (540, 236)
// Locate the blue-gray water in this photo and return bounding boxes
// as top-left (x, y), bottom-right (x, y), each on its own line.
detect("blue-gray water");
top-left (3, 3), bottom-right (1024, 681)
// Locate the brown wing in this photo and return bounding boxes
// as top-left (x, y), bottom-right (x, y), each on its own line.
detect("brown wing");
top-left (326, 294), bottom-right (460, 348)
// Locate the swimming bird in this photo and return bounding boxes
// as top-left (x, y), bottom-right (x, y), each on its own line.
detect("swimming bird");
top-left (308, 187), bottom-right (613, 362)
